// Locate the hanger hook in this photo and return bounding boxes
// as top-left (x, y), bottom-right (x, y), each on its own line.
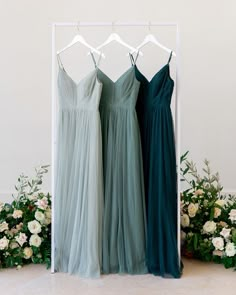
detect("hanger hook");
top-left (77, 21), bottom-right (80, 32)
top-left (148, 21), bottom-right (151, 32)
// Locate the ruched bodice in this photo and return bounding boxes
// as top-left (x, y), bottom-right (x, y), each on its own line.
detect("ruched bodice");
top-left (135, 64), bottom-right (174, 111)
top-left (58, 67), bottom-right (102, 110)
top-left (98, 67), bottom-right (140, 110)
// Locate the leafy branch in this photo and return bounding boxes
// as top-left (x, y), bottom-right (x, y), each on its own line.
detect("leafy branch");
top-left (180, 151), bottom-right (222, 196)
top-left (13, 165), bottom-right (50, 204)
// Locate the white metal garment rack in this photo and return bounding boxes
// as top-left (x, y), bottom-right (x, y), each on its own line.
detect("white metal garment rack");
top-left (51, 21), bottom-right (181, 274)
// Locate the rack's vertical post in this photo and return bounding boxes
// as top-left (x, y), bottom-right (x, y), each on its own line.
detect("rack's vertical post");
top-left (51, 23), bottom-right (56, 274)
top-left (176, 24), bottom-right (181, 265)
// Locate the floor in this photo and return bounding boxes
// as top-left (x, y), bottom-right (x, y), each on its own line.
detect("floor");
top-left (0, 258), bottom-right (236, 295)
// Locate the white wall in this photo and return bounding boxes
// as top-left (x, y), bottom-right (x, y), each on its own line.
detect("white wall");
top-left (0, 0), bottom-right (236, 202)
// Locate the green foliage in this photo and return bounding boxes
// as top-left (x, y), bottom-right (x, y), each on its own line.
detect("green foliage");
top-left (0, 166), bottom-right (51, 269)
top-left (181, 152), bottom-right (236, 270)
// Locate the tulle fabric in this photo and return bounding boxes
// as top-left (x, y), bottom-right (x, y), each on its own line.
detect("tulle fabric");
top-left (135, 63), bottom-right (182, 278)
top-left (54, 67), bottom-right (104, 278)
top-left (98, 67), bottom-right (147, 274)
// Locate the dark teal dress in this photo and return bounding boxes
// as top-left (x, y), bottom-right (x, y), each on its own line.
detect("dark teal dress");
top-left (131, 52), bottom-right (182, 278)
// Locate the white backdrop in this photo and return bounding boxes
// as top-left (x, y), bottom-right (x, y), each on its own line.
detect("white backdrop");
top-left (0, 0), bottom-right (236, 202)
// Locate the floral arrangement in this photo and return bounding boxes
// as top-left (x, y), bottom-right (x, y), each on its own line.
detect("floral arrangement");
top-left (181, 152), bottom-right (236, 269)
top-left (0, 166), bottom-right (51, 269)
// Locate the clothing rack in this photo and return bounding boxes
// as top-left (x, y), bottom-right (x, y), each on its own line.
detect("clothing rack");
top-left (51, 21), bottom-right (180, 274)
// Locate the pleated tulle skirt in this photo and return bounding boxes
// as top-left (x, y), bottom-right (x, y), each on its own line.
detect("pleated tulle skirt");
top-left (100, 107), bottom-right (147, 274)
top-left (143, 105), bottom-right (181, 278)
top-left (54, 108), bottom-right (103, 278)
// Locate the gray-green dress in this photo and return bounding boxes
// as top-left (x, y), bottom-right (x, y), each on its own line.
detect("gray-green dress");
top-left (97, 64), bottom-right (147, 274)
top-left (54, 55), bottom-right (103, 278)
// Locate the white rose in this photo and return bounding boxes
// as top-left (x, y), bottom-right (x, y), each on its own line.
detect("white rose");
top-left (229, 209), bottom-right (236, 223)
top-left (214, 199), bottom-right (224, 219)
top-left (36, 197), bottom-right (48, 210)
top-left (181, 214), bottom-right (190, 228)
top-left (37, 210), bottom-right (50, 226)
top-left (203, 221), bottom-right (217, 234)
top-left (220, 227), bottom-right (231, 239)
top-left (10, 242), bottom-right (19, 249)
top-left (12, 209), bottom-right (23, 219)
top-left (28, 220), bottom-right (41, 234)
top-left (15, 232), bottom-right (28, 247)
top-left (225, 242), bottom-right (236, 257)
top-left (29, 234), bottom-right (42, 247)
top-left (42, 218), bottom-right (51, 225)
top-left (212, 237), bottom-right (224, 250)
top-left (214, 207), bottom-right (221, 218)
top-left (188, 203), bottom-right (198, 218)
top-left (0, 236), bottom-right (9, 250)
top-left (215, 199), bottom-right (225, 207)
top-left (194, 189), bottom-right (204, 196)
top-left (35, 211), bottom-right (45, 222)
top-left (28, 195), bottom-right (38, 201)
top-left (43, 208), bottom-right (51, 225)
top-left (23, 247), bottom-right (33, 259)
top-left (0, 222), bottom-right (9, 232)
top-left (45, 208), bottom-right (51, 220)
top-left (219, 221), bottom-right (228, 228)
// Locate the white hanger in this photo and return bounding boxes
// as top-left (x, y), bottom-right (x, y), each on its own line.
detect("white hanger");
top-left (91, 22), bottom-right (143, 56)
top-left (57, 22), bottom-right (105, 58)
top-left (130, 22), bottom-right (176, 57)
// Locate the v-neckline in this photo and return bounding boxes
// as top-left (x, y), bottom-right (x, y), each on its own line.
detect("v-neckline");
top-left (59, 67), bottom-right (100, 87)
top-left (134, 63), bottom-right (173, 85)
top-left (97, 65), bottom-right (135, 85)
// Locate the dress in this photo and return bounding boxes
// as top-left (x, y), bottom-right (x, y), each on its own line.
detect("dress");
top-left (132, 52), bottom-right (182, 278)
top-left (54, 55), bottom-right (103, 278)
top-left (97, 64), bottom-right (147, 274)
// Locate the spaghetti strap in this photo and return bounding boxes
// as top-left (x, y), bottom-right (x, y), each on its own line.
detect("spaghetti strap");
top-left (90, 51), bottom-right (102, 68)
top-left (129, 53), bottom-right (135, 66)
top-left (90, 51), bottom-right (97, 68)
top-left (57, 54), bottom-right (64, 69)
top-left (129, 51), bottom-right (140, 66)
top-left (96, 52), bottom-right (102, 68)
top-left (168, 51), bottom-right (173, 64)
top-left (134, 50), bottom-right (140, 64)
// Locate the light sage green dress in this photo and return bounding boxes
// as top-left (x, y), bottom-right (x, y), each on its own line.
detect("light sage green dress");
top-left (54, 55), bottom-right (103, 278)
top-left (97, 63), bottom-right (147, 274)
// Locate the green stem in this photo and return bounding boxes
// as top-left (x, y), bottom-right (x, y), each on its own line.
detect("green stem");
top-left (180, 172), bottom-right (192, 186)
